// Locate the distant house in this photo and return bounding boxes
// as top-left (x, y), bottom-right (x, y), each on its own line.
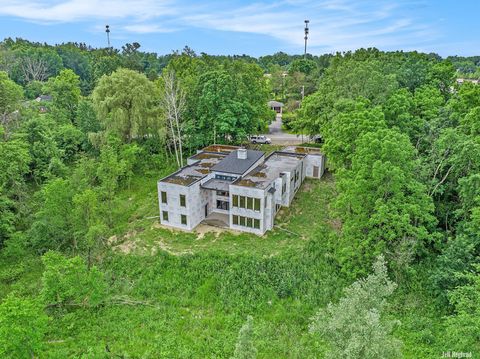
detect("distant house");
top-left (268, 100), bottom-right (284, 114)
top-left (157, 145), bottom-right (325, 235)
top-left (35, 95), bottom-right (52, 113)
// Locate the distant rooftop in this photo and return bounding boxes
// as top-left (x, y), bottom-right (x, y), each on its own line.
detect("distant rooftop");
top-left (268, 100), bottom-right (284, 107)
top-left (211, 149), bottom-right (264, 175)
top-left (235, 152), bottom-right (304, 189)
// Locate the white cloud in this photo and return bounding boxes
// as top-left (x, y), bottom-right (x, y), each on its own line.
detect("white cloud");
top-left (181, 0), bottom-right (437, 52)
top-left (0, 0), bottom-right (439, 53)
top-left (0, 0), bottom-right (175, 23)
top-left (122, 24), bottom-right (176, 34)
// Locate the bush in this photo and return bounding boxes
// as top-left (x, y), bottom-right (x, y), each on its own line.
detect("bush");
top-left (281, 112), bottom-right (297, 131)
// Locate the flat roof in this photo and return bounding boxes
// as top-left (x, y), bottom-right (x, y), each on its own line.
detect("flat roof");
top-left (282, 146), bottom-right (323, 156)
top-left (211, 149), bottom-right (264, 175)
top-left (201, 178), bottom-right (230, 192)
top-left (160, 152), bottom-right (226, 186)
top-left (234, 152), bottom-right (304, 189)
top-left (201, 145), bottom-right (239, 154)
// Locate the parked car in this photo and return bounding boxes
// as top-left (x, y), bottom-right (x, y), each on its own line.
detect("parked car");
top-left (250, 135), bottom-right (272, 144)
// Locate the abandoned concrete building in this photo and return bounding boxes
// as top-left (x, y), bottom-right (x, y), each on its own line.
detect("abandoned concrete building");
top-left (157, 145), bottom-right (325, 235)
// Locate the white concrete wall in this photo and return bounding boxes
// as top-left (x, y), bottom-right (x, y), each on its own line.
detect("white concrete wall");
top-left (229, 185), bottom-right (266, 235)
top-left (158, 180), bottom-right (205, 231)
top-left (304, 154), bottom-right (325, 178)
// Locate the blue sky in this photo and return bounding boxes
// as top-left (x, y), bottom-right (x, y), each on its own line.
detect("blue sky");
top-left (0, 0), bottom-right (478, 57)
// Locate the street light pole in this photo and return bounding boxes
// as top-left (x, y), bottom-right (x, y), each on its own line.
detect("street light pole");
top-left (304, 20), bottom-right (309, 60)
top-left (105, 25), bottom-right (111, 47)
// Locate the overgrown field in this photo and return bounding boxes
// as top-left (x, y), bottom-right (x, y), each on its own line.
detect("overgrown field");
top-left (1, 171), bottom-right (448, 358)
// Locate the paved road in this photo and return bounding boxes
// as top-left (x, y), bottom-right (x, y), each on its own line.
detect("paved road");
top-left (266, 114), bottom-right (304, 145)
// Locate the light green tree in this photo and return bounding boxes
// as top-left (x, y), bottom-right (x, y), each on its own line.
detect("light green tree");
top-left (0, 71), bottom-right (23, 138)
top-left (29, 178), bottom-right (74, 252)
top-left (444, 265), bottom-right (480, 352)
top-left (43, 69), bottom-right (81, 120)
top-left (0, 294), bottom-right (49, 358)
top-left (232, 315), bottom-right (257, 359)
top-left (309, 255), bottom-right (402, 359)
top-left (92, 68), bottom-right (161, 143)
top-left (41, 251), bottom-right (107, 308)
top-left (322, 99), bottom-right (386, 170)
top-left (336, 129), bottom-right (436, 275)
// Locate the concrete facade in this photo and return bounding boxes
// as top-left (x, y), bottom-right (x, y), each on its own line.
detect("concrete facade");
top-left (158, 145), bottom-right (325, 235)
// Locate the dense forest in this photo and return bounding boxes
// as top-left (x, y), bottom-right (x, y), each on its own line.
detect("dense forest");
top-left (0, 38), bottom-right (479, 358)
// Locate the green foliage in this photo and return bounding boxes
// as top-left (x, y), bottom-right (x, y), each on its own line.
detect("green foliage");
top-left (288, 58), bottom-right (317, 75)
top-left (29, 178), bottom-right (74, 252)
top-left (444, 266), bottom-right (480, 352)
top-left (92, 68), bottom-right (161, 143)
top-left (43, 69), bottom-right (81, 120)
top-left (41, 251), bottom-right (107, 308)
top-left (309, 256), bottom-right (402, 359)
top-left (0, 196), bottom-right (15, 246)
top-left (0, 137), bottom-right (30, 192)
top-left (16, 116), bottom-right (63, 182)
top-left (54, 124), bottom-right (85, 163)
top-left (0, 71), bottom-right (23, 115)
top-left (0, 294), bottom-right (49, 358)
top-left (24, 80), bottom-right (43, 99)
top-left (323, 99), bottom-right (386, 169)
top-left (336, 129), bottom-right (436, 275)
top-left (232, 316), bottom-right (257, 359)
top-left (0, 71), bottom-right (23, 137)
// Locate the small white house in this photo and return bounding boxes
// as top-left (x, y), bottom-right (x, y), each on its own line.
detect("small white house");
top-left (268, 100), bottom-right (284, 114)
top-left (157, 145), bottom-right (325, 235)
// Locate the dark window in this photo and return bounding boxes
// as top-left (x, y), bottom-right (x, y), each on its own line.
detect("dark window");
top-left (217, 200), bottom-right (229, 210)
top-left (253, 219), bottom-right (260, 229)
top-left (215, 174), bottom-right (236, 181)
top-left (247, 217), bottom-right (253, 228)
top-left (239, 216), bottom-right (246, 226)
top-left (233, 215), bottom-right (238, 225)
top-left (161, 191), bottom-right (167, 204)
top-left (282, 183), bottom-right (286, 194)
top-left (240, 196), bottom-right (246, 208)
top-left (216, 190), bottom-right (229, 197)
top-left (162, 211), bottom-right (169, 221)
top-left (254, 198), bottom-right (261, 211)
top-left (181, 215), bottom-right (187, 225)
top-left (233, 195), bottom-right (239, 207)
top-left (246, 197), bottom-right (253, 210)
top-left (180, 194), bottom-right (186, 207)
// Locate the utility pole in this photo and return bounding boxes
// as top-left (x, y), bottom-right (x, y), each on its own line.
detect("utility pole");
top-left (304, 20), bottom-right (309, 60)
top-left (105, 25), bottom-right (111, 47)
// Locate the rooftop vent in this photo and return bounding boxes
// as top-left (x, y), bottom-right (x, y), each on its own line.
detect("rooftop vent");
top-left (237, 148), bottom-right (247, 160)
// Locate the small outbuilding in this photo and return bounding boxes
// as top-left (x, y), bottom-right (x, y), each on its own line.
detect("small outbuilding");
top-left (268, 100), bottom-right (284, 114)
